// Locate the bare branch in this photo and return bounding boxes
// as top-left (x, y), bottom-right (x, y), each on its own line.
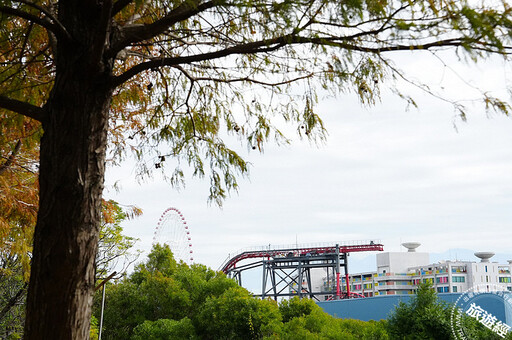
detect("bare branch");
top-left (172, 64), bottom-right (315, 87)
top-left (11, 0), bottom-right (71, 40)
top-left (112, 0), bottom-right (134, 17)
top-left (0, 283), bottom-right (28, 321)
top-left (0, 4), bottom-right (70, 41)
top-left (109, 0), bottom-right (216, 56)
top-left (112, 30), bottom-right (493, 88)
top-left (0, 140), bottom-right (22, 176)
top-left (0, 95), bottom-right (47, 122)
top-left (112, 37), bottom-right (287, 87)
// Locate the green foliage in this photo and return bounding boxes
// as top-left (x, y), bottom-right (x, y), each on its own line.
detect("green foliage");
top-left (280, 316), bottom-right (321, 339)
top-left (172, 262), bottom-right (239, 315)
top-left (454, 310), bottom-right (509, 340)
top-left (279, 304), bottom-right (389, 340)
top-left (97, 200), bottom-right (141, 279)
top-left (90, 315), bottom-right (99, 340)
top-left (130, 243), bottom-right (177, 284)
top-left (96, 281), bottom-right (147, 339)
top-left (0, 200), bottom-right (139, 339)
top-left (96, 244), bottom-right (242, 339)
top-left (387, 283), bottom-right (453, 340)
top-left (196, 287), bottom-right (282, 339)
top-left (279, 296), bottom-right (318, 323)
top-left (0, 277), bottom-right (25, 339)
top-left (97, 244), bottom-right (391, 339)
top-left (131, 318), bottom-right (197, 340)
top-left (321, 319), bottom-right (389, 340)
top-left (0, 236), bottom-right (27, 339)
top-left (98, 276), bottom-right (191, 338)
top-left (386, 282), bottom-right (507, 340)
top-left (42, 0), bottom-right (511, 206)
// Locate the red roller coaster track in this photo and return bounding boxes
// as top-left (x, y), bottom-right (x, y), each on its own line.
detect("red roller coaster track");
top-left (220, 241), bottom-right (384, 274)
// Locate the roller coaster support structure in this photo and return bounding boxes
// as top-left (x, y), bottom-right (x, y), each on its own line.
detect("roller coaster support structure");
top-left (220, 241), bottom-right (383, 301)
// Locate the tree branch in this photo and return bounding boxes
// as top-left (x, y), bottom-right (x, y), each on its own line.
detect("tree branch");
top-left (113, 32), bottom-right (485, 88)
top-left (0, 140), bottom-right (22, 176)
top-left (0, 283), bottom-right (28, 322)
top-left (112, 0), bottom-right (133, 17)
top-left (11, 0), bottom-right (71, 40)
top-left (112, 37), bottom-right (287, 87)
top-left (0, 4), bottom-right (70, 41)
top-left (172, 64), bottom-right (316, 87)
top-left (0, 95), bottom-right (47, 122)
top-left (108, 0), bottom-right (216, 56)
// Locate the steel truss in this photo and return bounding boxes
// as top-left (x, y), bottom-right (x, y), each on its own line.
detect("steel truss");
top-left (260, 252), bottom-right (348, 301)
top-left (222, 242), bottom-right (383, 301)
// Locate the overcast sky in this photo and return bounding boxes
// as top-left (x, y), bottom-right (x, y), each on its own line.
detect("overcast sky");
top-left (104, 50), bottom-right (512, 274)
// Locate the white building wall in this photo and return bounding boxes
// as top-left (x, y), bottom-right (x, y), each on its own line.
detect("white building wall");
top-left (376, 252), bottom-right (430, 274)
top-left (342, 248), bottom-right (512, 296)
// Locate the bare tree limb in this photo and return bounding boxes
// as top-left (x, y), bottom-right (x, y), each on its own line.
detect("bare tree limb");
top-left (0, 95), bottom-right (47, 122)
top-left (11, 0), bottom-right (71, 40)
top-left (0, 140), bottom-right (22, 176)
top-left (113, 31), bottom-right (492, 88)
top-left (172, 64), bottom-right (316, 87)
top-left (0, 4), bottom-right (70, 41)
top-left (112, 0), bottom-right (134, 17)
top-left (112, 38), bottom-right (287, 87)
top-left (0, 283), bottom-right (28, 322)
top-left (108, 0), bottom-right (216, 56)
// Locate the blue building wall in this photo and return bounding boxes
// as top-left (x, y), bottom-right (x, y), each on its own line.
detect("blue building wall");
top-left (317, 293), bottom-right (512, 326)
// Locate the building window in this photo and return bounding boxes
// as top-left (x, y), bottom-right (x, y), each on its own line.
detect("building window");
top-left (499, 277), bottom-right (511, 283)
top-left (452, 276), bottom-right (465, 283)
top-left (453, 286), bottom-right (457, 292)
top-left (437, 276), bottom-right (448, 284)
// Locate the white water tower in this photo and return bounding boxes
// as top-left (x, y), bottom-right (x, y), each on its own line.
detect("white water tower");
top-left (474, 251), bottom-right (495, 263)
top-left (402, 242), bottom-right (421, 252)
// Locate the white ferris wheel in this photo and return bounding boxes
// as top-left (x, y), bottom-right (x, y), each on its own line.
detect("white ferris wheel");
top-left (152, 207), bottom-right (193, 264)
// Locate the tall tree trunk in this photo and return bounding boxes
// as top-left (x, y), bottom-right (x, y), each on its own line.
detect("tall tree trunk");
top-left (24, 74), bottom-right (112, 338)
top-left (21, 1), bottom-right (116, 337)
top-left (24, 2), bottom-right (114, 332)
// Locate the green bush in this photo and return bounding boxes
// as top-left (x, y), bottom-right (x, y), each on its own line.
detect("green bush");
top-left (94, 244), bottom-right (394, 340)
top-left (131, 318), bottom-right (196, 340)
